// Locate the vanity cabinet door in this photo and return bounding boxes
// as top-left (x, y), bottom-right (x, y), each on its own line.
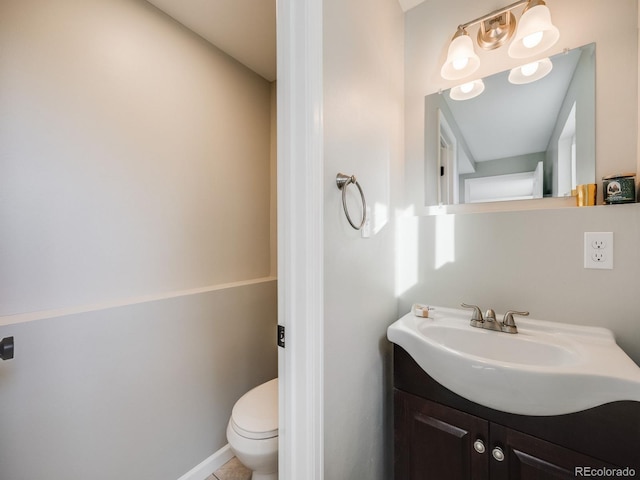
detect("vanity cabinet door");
top-left (395, 389), bottom-right (489, 480)
top-left (490, 423), bottom-right (615, 480)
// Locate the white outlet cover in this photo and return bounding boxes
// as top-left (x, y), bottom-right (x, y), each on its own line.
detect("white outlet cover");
top-left (584, 232), bottom-right (613, 269)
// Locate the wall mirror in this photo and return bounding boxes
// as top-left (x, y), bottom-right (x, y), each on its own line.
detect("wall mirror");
top-left (425, 43), bottom-right (595, 206)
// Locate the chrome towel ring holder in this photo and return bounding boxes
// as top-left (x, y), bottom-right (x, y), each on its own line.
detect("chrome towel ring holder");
top-left (336, 173), bottom-right (367, 230)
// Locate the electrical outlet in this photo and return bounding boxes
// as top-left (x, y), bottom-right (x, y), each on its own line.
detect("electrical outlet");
top-left (584, 232), bottom-right (613, 269)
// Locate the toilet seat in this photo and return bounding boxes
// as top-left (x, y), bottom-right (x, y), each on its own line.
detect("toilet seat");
top-left (231, 378), bottom-right (278, 440)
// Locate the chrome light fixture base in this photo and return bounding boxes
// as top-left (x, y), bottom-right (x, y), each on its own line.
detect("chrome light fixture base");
top-left (440, 0), bottom-right (560, 80)
top-left (477, 11), bottom-right (516, 50)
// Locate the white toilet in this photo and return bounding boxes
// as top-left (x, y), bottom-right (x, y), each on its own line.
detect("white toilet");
top-left (227, 378), bottom-right (278, 480)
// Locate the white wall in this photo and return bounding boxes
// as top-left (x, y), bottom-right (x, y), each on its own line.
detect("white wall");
top-left (459, 153), bottom-right (544, 202)
top-left (0, 0), bottom-right (276, 478)
top-left (398, 206), bottom-right (640, 362)
top-left (400, 0), bottom-right (640, 363)
top-left (322, 0), bottom-right (404, 478)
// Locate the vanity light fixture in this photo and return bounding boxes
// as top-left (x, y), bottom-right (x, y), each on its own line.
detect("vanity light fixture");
top-left (508, 0), bottom-right (560, 58)
top-left (449, 79), bottom-right (485, 101)
top-left (508, 57), bottom-right (553, 84)
top-left (440, 0), bottom-right (559, 80)
top-left (440, 28), bottom-right (481, 80)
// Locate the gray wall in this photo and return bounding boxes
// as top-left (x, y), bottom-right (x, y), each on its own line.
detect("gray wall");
top-left (0, 0), bottom-right (276, 478)
top-left (0, 281), bottom-right (277, 480)
top-left (0, 0), bottom-right (273, 315)
top-left (323, 0), bottom-right (404, 478)
top-left (546, 44), bottom-right (596, 196)
top-left (424, 93), bottom-right (476, 205)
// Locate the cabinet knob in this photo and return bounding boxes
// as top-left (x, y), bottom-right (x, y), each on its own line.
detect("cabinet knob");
top-left (492, 446), bottom-right (505, 462)
top-left (473, 439), bottom-right (486, 454)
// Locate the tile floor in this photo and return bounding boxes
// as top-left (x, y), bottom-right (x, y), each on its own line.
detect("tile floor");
top-left (206, 457), bottom-right (251, 480)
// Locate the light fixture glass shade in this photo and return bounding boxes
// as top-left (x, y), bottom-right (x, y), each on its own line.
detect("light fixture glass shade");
top-left (441, 32), bottom-right (480, 80)
top-left (508, 57), bottom-right (553, 84)
top-left (449, 79), bottom-right (485, 101)
top-left (507, 4), bottom-right (559, 58)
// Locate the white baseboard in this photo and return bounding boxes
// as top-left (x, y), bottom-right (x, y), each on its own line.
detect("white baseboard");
top-left (177, 444), bottom-right (235, 480)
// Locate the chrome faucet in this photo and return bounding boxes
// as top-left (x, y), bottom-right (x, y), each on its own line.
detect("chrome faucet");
top-left (460, 303), bottom-right (484, 327)
top-left (461, 304), bottom-right (529, 334)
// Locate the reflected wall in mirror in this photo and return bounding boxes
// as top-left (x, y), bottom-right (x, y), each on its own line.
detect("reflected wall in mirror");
top-left (426, 43), bottom-right (595, 206)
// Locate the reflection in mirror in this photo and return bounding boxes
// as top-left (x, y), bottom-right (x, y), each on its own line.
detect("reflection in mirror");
top-left (425, 43), bottom-right (595, 206)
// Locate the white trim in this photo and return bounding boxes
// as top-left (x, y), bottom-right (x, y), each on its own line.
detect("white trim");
top-left (277, 0), bottom-right (324, 479)
top-left (437, 109), bottom-right (458, 205)
top-left (176, 444), bottom-right (234, 480)
top-left (0, 276), bottom-right (277, 327)
top-left (464, 170), bottom-right (540, 204)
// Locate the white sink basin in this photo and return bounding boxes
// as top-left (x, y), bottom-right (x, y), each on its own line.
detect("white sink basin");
top-left (388, 306), bottom-right (640, 415)
top-left (420, 324), bottom-right (578, 367)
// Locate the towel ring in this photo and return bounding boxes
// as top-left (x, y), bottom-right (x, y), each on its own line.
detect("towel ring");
top-left (336, 173), bottom-right (367, 230)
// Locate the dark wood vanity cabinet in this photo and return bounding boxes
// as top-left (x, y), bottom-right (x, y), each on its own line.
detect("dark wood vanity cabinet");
top-left (393, 346), bottom-right (640, 480)
top-left (395, 390), bottom-right (613, 480)
top-left (395, 390), bottom-right (489, 479)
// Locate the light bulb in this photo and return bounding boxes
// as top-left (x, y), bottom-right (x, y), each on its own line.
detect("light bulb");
top-left (460, 82), bottom-right (475, 94)
top-left (449, 79), bottom-right (484, 100)
top-left (508, 57), bottom-right (552, 85)
top-left (520, 61), bottom-right (539, 77)
top-left (441, 30), bottom-right (480, 80)
top-left (452, 57), bottom-right (469, 71)
top-left (522, 31), bottom-right (543, 49)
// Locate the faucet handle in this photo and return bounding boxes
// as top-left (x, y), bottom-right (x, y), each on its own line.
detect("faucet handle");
top-left (502, 310), bottom-right (529, 333)
top-left (503, 310), bottom-right (529, 326)
top-left (461, 303), bottom-right (483, 326)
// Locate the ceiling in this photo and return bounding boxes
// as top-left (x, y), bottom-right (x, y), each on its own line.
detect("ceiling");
top-left (146, 0), bottom-right (583, 165)
top-left (145, 0), bottom-right (426, 82)
top-left (145, 0), bottom-right (277, 82)
top-left (398, 0), bottom-right (427, 11)
top-left (443, 47), bottom-right (584, 163)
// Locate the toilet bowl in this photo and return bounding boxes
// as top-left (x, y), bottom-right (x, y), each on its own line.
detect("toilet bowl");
top-left (227, 378), bottom-right (278, 480)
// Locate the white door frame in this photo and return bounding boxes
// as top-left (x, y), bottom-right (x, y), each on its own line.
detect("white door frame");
top-left (437, 109), bottom-right (458, 205)
top-left (277, 0), bottom-right (324, 479)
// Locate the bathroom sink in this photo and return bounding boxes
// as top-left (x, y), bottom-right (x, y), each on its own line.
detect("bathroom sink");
top-left (420, 324), bottom-right (578, 367)
top-left (388, 306), bottom-right (640, 415)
